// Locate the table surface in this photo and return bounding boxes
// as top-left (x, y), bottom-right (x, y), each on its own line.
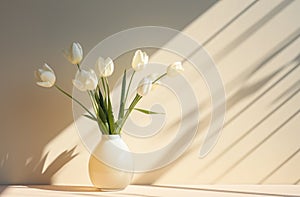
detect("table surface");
top-left (0, 185), bottom-right (300, 197)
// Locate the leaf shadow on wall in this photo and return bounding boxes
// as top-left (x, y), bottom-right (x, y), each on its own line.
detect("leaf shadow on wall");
top-left (0, 146), bottom-right (78, 184)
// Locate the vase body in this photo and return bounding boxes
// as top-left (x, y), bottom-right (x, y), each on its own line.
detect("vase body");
top-left (88, 135), bottom-right (133, 191)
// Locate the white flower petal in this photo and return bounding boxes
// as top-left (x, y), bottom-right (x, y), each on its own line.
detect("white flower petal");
top-left (36, 81), bottom-right (52, 88)
top-left (167, 62), bottom-right (184, 77)
top-left (43, 63), bottom-right (54, 72)
top-left (73, 68), bottom-right (98, 91)
top-left (132, 50), bottom-right (148, 71)
top-left (95, 56), bottom-right (114, 77)
top-left (73, 79), bottom-right (86, 91)
top-left (137, 77), bottom-right (153, 96)
top-left (64, 42), bottom-right (83, 64)
top-left (35, 63), bottom-right (56, 88)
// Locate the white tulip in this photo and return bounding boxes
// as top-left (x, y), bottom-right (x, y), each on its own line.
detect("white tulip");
top-left (72, 68), bottom-right (98, 91)
top-left (137, 76), bottom-right (153, 96)
top-left (131, 50), bottom-right (149, 71)
top-left (95, 57), bottom-right (114, 77)
top-left (167, 61), bottom-right (184, 77)
top-left (35, 63), bottom-right (56, 88)
top-left (64, 42), bottom-right (83, 64)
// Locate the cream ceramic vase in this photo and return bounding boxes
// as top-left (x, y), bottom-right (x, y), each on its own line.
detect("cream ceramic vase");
top-left (88, 135), bottom-right (133, 191)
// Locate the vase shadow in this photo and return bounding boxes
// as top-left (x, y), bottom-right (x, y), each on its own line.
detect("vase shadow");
top-left (28, 185), bottom-right (101, 192)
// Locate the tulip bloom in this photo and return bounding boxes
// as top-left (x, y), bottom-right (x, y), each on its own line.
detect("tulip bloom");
top-left (64, 42), bottom-right (83, 65)
top-left (73, 68), bottom-right (98, 91)
top-left (95, 57), bottom-right (114, 77)
top-left (35, 63), bottom-right (56, 88)
top-left (137, 76), bottom-right (153, 96)
top-left (131, 50), bottom-right (149, 71)
top-left (167, 61), bottom-right (184, 77)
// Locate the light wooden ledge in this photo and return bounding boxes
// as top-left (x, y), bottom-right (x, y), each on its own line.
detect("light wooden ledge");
top-left (0, 185), bottom-right (300, 197)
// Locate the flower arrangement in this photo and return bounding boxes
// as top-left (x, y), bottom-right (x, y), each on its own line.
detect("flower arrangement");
top-left (35, 42), bottom-right (184, 135)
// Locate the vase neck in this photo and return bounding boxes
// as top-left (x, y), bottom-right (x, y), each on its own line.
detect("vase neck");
top-left (101, 134), bottom-right (121, 140)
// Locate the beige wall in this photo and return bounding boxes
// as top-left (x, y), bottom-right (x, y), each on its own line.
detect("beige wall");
top-left (0, 0), bottom-right (299, 185)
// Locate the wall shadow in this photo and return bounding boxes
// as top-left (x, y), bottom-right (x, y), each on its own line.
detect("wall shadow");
top-left (213, 109), bottom-right (300, 183)
top-left (0, 0), bottom-right (218, 184)
top-left (0, 146), bottom-right (78, 184)
top-left (259, 148), bottom-right (300, 184)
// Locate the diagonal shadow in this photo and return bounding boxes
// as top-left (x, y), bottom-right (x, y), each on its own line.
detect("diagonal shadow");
top-left (214, 0), bottom-right (294, 62)
top-left (225, 62), bottom-right (300, 127)
top-left (225, 28), bottom-right (300, 96)
top-left (294, 178), bottom-right (300, 185)
top-left (182, 0), bottom-right (259, 63)
top-left (272, 80), bottom-right (300, 105)
top-left (259, 147), bottom-right (300, 184)
top-left (195, 60), bottom-right (300, 152)
top-left (144, 185), bottom-right (300, 197)
top-left (213, 109), bottom-right (300, 183)
top-left (198, 85), bottom-right (300, 174)
top-left (226, 67), bottom-right (284, 110)
top-left (246, 31), bottom-right (300, 79)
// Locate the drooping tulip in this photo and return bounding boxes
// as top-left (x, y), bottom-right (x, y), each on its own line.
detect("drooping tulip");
top-left (95, 57), bottom-right (114, 77)
top-left (64, 42), bottom-right (83, 64)
top-left (35, 63), bottom-right (56, 88)
top-left (137, 76), bottom-right (153, 96)
top-left (131, 50), bottom-right (149, 71)
top-left (167, 61), bottom-right (184, 77)
top-left (72, 68), bottom-right (98, 91)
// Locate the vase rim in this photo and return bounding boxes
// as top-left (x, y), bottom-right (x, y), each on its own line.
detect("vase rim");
top-left (101, 134), bottom-right (121, 139)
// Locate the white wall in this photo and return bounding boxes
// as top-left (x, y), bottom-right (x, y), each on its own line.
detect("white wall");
top-left (0, 0), bottom-right (299, 185)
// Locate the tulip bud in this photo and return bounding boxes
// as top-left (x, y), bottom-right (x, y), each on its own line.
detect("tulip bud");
top-left (167, 61), bottom-right (184, 77)
top-left (137, 77), bottom-right (153, 96)
top-left (95, 57), bottom-right (114, 77)
top-left (64, 42), bottom-right (83, 65)
top-left (131, 50), bottom-right (149, 71)
top-left (73, 68), bottom-right (98, 91)
top-left (35, 63), bottom-right (56, 88)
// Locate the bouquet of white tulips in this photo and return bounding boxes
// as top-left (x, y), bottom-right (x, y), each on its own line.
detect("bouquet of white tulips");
top-left (35, 42), bottom-right (184, 135)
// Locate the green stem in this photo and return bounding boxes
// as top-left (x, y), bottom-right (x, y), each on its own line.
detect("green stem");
top-left (117, 94), bottom-right (142, 133)
top-left (88, 90), bottom-right (109, 135)
top-left (153, 73), bottom-right (167, 84)
top-left (54, 85), bottom-right (96, 120)
top-left (124, 71), bottom-right (136, 107)
top-left (101, 77), bottom-right (107, 100)
top-left (76, 64), bottom-right (81, 71)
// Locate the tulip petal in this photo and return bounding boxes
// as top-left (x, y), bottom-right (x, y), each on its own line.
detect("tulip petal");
top-left (64, 42), bottom-right (83, 64)
top-left (73, 79), bottom-right (86, 91)
top-left (36, 81), bottom-right (52, 88)
top-left (167, 62), bottom-right (184, 77)
top-left (137, 77), bottom-right (153, 96)
top-left (73, 68), bottom-right (98, 91)
top-left (132, 50), bottom-right (147, 71)
top-left (43, 63), bottom-right (54, 72)
top-left (35, 64), bottom-right (56, 88)
top-left (95, 56), bottom-right (114, 77)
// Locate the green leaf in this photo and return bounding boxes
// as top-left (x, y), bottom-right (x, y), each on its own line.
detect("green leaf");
top-left (134, 108), bottom-right (164, 115)
top-left (118, 70), bottom-right (127, 119)
top-left (98, 85), bottom-right (106, 111)
top-left (83, 114), bottom-right (97, 121)
top-left (106, 80), bottom-right (115, 134)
